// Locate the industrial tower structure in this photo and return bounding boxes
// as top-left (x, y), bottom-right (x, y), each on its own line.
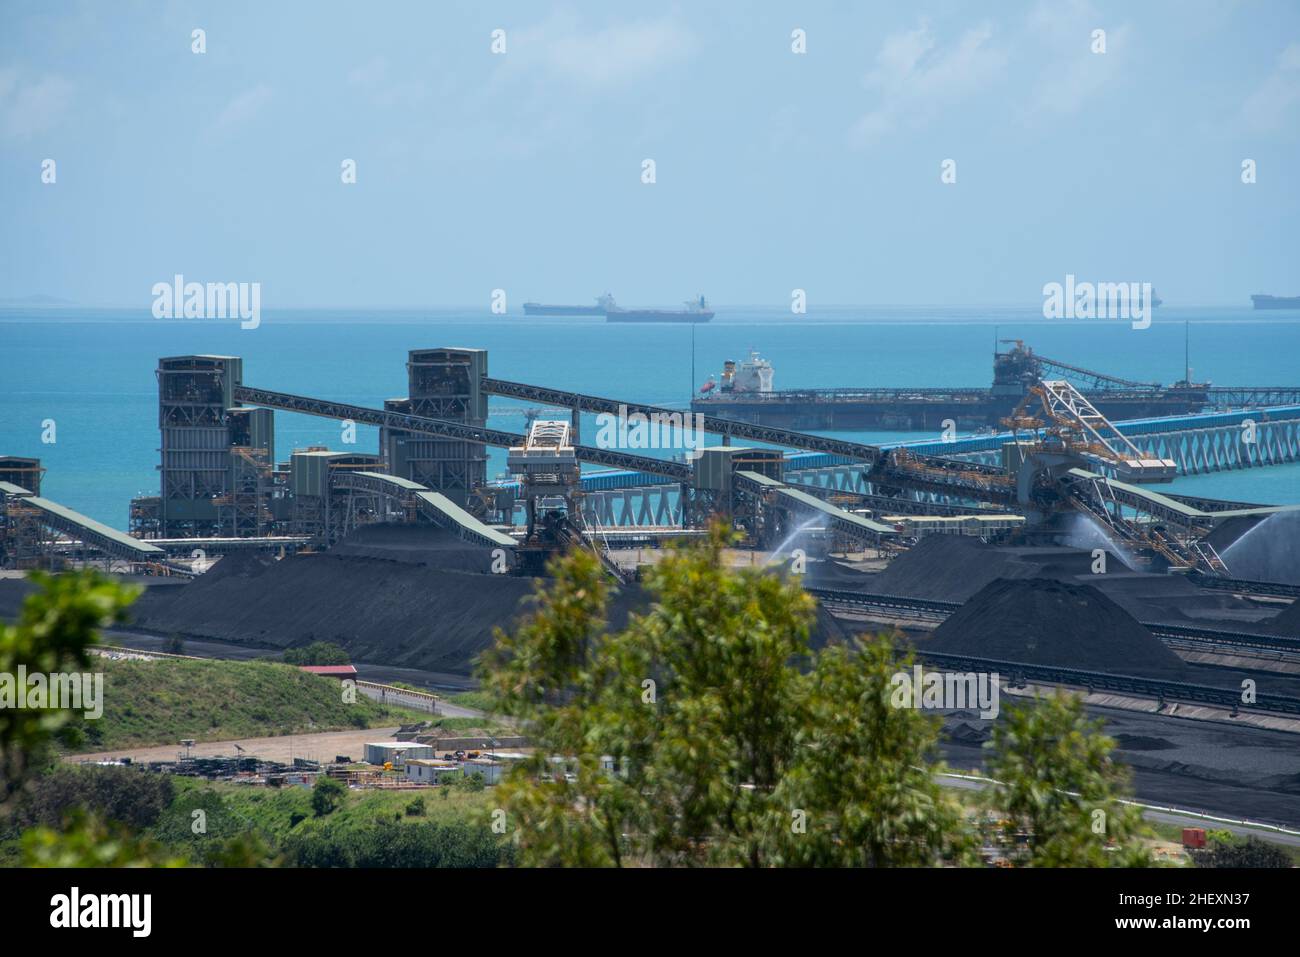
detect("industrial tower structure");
top-left (153, 355), bottom-right (273, 537)
top-left (383, 348), bottom-right (489, 508)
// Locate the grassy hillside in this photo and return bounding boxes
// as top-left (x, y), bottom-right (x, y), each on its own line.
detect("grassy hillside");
top-left (61, 657), bottom-right (425, 752)
top-left (163, 777), bottom-right (493, 841)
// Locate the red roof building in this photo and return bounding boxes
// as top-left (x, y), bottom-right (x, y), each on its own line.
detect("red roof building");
top-left (298, 665), bottom-right (359, 679)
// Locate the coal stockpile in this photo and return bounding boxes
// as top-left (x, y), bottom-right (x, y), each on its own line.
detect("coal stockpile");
top-left (864, 536), bottom-right (1088, 602)
top-left (130, 525), bottom-right (849, 674)
top-left (132, 549), bottom-right (556, 674)
top-left (2, 573), bottom-right (186, 623)
top-left (329, 523), bottom-right (501, 573)
top-left (820, 536), bottom-right (1277, 631)
top-left (922, 577), bottom-right (1190, 681)
top-left (1078, 571), bottom-right (1279, 630)
top-left (803, 558), bottom-right (883, 590)
top-left (0, 577), bottom-right (37, 621)
top-left (1267, 599), bottom-right (1300, 637)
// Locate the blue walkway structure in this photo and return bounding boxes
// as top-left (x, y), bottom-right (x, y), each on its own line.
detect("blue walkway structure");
top-left (525, 404), bottom-right (1300, 501)
top-left (469, 404), bottom-right (1300, 535)
top-left (527, 404), bottom-right (1300, 525)
top-left (878, 405), bottom-right (1300, 473)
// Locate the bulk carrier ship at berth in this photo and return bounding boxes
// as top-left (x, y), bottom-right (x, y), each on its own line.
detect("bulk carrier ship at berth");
top-left (690, 341), bottom-right (1266, 432)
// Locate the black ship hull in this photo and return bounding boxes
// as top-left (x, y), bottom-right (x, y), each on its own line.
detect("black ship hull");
top-left (1251, 295), bottom-right (1300, 310)
top-left (523, 303), bottom-right (605, 316)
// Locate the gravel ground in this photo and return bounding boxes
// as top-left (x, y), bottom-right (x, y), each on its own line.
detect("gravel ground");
top-left (940, 704), bottom-right (1300, 828)
top-left (65, 726), bottom-right (403, 766)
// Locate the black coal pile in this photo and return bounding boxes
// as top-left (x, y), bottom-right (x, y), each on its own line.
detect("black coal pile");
top-left (0, 577), bottom-right (38, 621)
top-left (1111, 733), bottom-right (1178, 751)
top-left (923, 577), bottom-right (1190, 681)
top-left (820, 535), bottom-right (1276, 630)
top-left (132, 549), bottom-right (559, 674)
top-left (866, 536), bottom-right (1090, 601)
top-left (1081, 571), bottom-right (1279, 630)
top-left (130, 526), bottom-right (849, 674)
top-left (3, 573), bottom-right (186, 623)
top-left (945, 718), bottom-right (992, 745)
top-left (1267, 599), bottom-right (1300, 638)
top-left (330, 523), bottom-right (502, 573)
top-left (803, 558), bottom-right (881, 589)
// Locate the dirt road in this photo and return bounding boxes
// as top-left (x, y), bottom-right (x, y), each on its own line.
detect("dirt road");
top-left (67, 727), bottom-right (403, 765)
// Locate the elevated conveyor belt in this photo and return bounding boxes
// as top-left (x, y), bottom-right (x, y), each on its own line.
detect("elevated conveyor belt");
top-left (332, 471), bottom-right (517, 549)
top-left (232, 385), bottom-right (693, 481)
top-left (1185, 571), bottom-right (1300, 600)
top-left (867, 452), bottom-right (1017, 505)
top-left (734, 470), bottom-right (897, 544)
top-left (233, 385), bottom-right (1041, 511)
top-left (480, 376), bottom-right (886, 463)
top-left (1065, 468), bottom-right (1300, 526)
top-left (1, 481), bottom-right (164, 562)
top-left (781, 477), bottom-right (1018, 517)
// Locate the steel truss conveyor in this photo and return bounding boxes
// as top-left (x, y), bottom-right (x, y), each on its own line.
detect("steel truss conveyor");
top-left (733, 470), bottom-right (898, 547)
top-left (0, 481), bottom-right (165, 563)
top-left (231, 386), bottom-right (694, 481)
top-left (331, 471), bottom-right (517, 550)
top-left (235, 384), bottom-right (1013, 508)
top-left (1016, 351), bottom-right (1300, 409)
top-left (482, 376), bottom-right (1016, 507)
top-left (480, 376), bottom-right (887, 464)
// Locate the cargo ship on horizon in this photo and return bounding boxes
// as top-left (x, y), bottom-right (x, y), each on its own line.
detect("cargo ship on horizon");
top-left (605, 294), bottom-right (714, 323)
top-left (1251, 294), bottom-right (1300, 310)
top-left (522, 293), bottom-right (615, 316)
top-left (521, 292), bottom-right (714, 322)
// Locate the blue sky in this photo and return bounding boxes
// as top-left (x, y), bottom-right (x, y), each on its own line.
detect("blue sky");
top-left (1, 0), bottom-right (1297, 308)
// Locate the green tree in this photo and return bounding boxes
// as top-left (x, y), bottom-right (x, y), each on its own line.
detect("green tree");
top-left (11, 764), bottom-right (174, 831)
top-left (769, 641), bottom-right (971, 867)
top-left (20, 810), bottom-right (187, 868)
top-left (479, 522), bottom-right (965, 868)
top-left (0, 572), bottom-right (195, 868)
top-left (1192, 834), bottom-right (1291, 868)
top-left (982, 692), bottom-right (1152, 867)
top-left (311, 774), bottom-right (345, 816)
top-left (284, 642), bottom-right (351, 666)
top-left (0, 570), bottom-right (137, 811)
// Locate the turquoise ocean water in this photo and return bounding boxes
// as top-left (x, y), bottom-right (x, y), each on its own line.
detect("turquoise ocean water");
top-left (2, 305), bottom-right (1298, 529)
